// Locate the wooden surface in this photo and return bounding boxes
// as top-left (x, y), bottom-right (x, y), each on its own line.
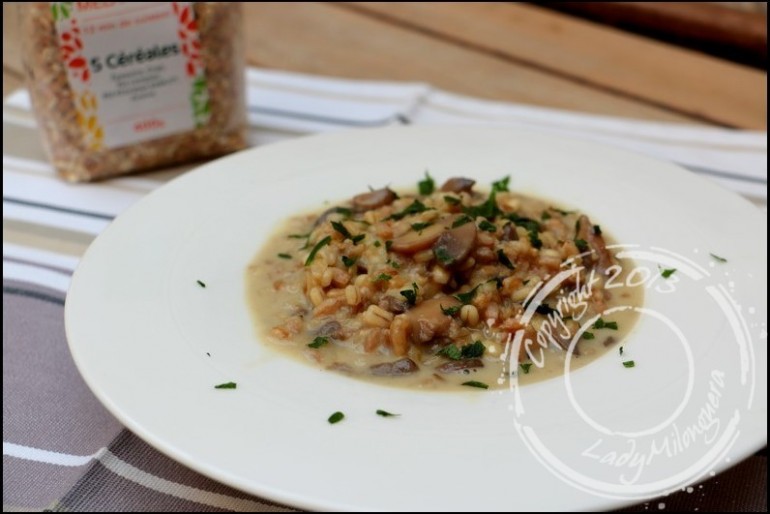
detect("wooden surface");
top-left (3, 2), bottom-right (767, 129)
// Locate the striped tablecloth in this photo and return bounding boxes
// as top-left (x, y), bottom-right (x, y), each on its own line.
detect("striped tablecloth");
top-left (3, 68), bottom-right (767, 512)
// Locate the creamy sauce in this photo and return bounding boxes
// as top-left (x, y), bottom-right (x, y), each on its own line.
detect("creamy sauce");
top-left (246, 190), bottom-right (643, 391)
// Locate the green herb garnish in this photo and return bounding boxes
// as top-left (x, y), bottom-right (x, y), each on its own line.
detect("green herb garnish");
top-left (342, 255), bottom-right (357, 267)
top-left (710, 253), bottom-right (727, 263)
top-left (454, 284), bottom-right (481, 304)
top-left (488, 277), bottom-right (503, 289)
top-left (308, 336), bottom-right (329, 348)
top-left (463, 190), bottom-right (501, 220)
top-left (305, 236), bottom-right (332, 266)
top-left (388, 259), bottom-right (401, 269)
top-left (593, 225), bottom-right (602, 235)
top-left (418, 171), bottom-right (435, 195)
top-left (462, 381), bottom-right (489, 389)
top-left (497, 249), bottom-right (514, 269)
top-left (373, 240), bottom-right (382, 247)
top-left (520, 362), bottom-right (532, 374)
top-left (385, 240), bottom-right (393, 251)
top-left (582, 331), bottom-right (595, 340)
top-left (438, 344), bottom-right (462, 360)
top-left (574, 239), bottom-right (589, 252)
top-left (375, 273), bottom-right (392, 282)
top-left (328, 411), bottom-right (345, 424)
top-left (622, 360), bottom-right (635, 368)
top-left (214, 382), bottom-right (237, 389)
top-left (376, 409), bottom-right (400, 418)
top-left (541, 211), bottom-right (552, 221)
top-left (277, 253), bottom-right (292, 260)
top-left (400, 283), bottom-right (419, 306)
top-left (386, 199), bottom-right (432, 221)
top-left (491, 175), bottom-right (510, 193)
top-left (593, 318), bottom-right (619, 330)
top-left (333, 206), bottom-right (353, 218)
top-left (444, 195), bottom-right (461, 205)
top-left (452, 215), bottom-right (473, 228)
top-left (288, 233), bottom-right (310, 239)
top-left (411, 222), bottom-right (433, 232)
top-left (661, 268), bottom-right (677, 279)
top-left (331, 221), bottom-right (352, 239)
top-left (478, 220), bottom-right (497, 232)
top-left (506, 214), bottom-right (542, 248)
top-left (535, 304), bottom-right (558, 316)
top-left (619, 346), bottom-right (624, 356)
top-left (435, 247), bottom-right (453, 264)
top-left (441, 304), bottom-right (461, 316)
top-left (461, 341), bottom-right (486, 359)
top-left (196, 280), bottom-right (206, 288)
top-left (351, 234), bottom-right (366, 245)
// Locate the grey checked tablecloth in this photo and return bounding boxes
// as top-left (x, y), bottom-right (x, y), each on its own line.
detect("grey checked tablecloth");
top-left (3, 68), bottom-right (767, 512)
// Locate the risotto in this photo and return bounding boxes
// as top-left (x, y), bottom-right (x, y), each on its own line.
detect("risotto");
top-left (247, 175), bottom-right (642, 390)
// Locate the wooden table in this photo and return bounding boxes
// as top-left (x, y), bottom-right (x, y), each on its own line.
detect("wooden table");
top-left (3, 2), bottom-right (766, 129)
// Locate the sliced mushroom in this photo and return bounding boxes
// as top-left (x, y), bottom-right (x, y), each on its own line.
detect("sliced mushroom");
top-left (432, 219), bottom-right (477, 267)
top-left (389, 222), bottom-right (447, 254)
top-left (370, 358), bottom-right (419, 376)
top-left (575, 215), bottom-right (614, 273)
top-left (315, 320), bottom-right (342, 338)
top-left (404, 296), bottom-right (460, 344)
top-left (440, 177), bottom-right (476, 193)
top-left (352, 188), bottom-right (396, 212)
top-left (313, 206), bottom-right (344, 227)
top-left (378, 295), bottom-right (408, 314)
top-left (501, 222), bottom-right (519, 241)
top-left (436, 358), bottom-right (484, 374)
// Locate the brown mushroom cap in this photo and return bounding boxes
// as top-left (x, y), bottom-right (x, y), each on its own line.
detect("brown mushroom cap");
top-left (404, 296), bottom-right (460, 344)
top-left (440, 177), bottom-right (476, 193)
top-left (432, 219), bottom-right (477, 267)
top-left (352, 188), bottom-right (396, 212)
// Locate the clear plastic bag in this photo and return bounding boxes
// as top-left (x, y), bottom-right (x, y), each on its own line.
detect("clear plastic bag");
top-left (21, 2), bottom-right (247, 182)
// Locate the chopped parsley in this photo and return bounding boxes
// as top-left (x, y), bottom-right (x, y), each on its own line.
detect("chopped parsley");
top-left (462, 380), bottom-right (489, 389)
top-left (341, 255), bottom-right (357, 267)
top-left (478, 220), bottom-right (497, 232)
top-left (376, 409), bottom-right (400, 418)
top-left (444, 195), bottom-right (461, 205)
top-left (351, 234), bottom-right (366, 245)
top-left (619, 346), bottom-right (624, 356)
top-left (661, 268), bottom-right (677, 279)
top-left (214, 382), bottom-right (237, 389)
top-left (277, 253), bottom-right (292, 259)
top-left (328, 411), bottom-right (345, 424)
top-left (385, 240), bottom-right (393, 251)
top-left (305, 236), bottom-right (331, 266)
top-left (435, 247), bottom-right (453, 264)
top-left (387, 259), bottom-right (402, 269)
top-left (535, 303), bottom-right (558, 316)
top-left (418, 171), bottom-right (435, 195)
top-left (441, 304), bottom-right (461, 316)
top-left (439, 341), bottom-right (486, 360)
top-left (399, 282), bottom-right (419, 306)
top-left (331, 221), bottom-right (352, 239)
top-left (491, 175), bottom-right (511, 192)
top-left (710, 253), bottom-right (727, 263)
top-left (386, 199), bottom-right (432, 221)
top-left (520, 362), bottom-right (533, 374)
top-left (622, 360), bottom-right (635, 368)
top-left (541, 211), bottom-right (552, 221)
top-left (452, 215), bottom-right (473, 228)
top-left (411, 221), bottom-right (433, 232)
top-left (308, 336), bottom-right (329, 348)
top-left (463, 190), bottom-right (501, 220)
top-left (454, 284), bottom-right (481, 304)
top-left (506, 214), bottom-right (542, 248)
top-left (593, 225), bottom-right (602, 235)
top-left (497, 249), bottom-right (514, 269)
top-left (288, 233), bottom-right (310, 239)
top-left (593, 318), bottom-right (619, 330)
top-left (374, 273), bottom-right (392, 282)
top-left (582, 331), bottom-right (595, 340)
top-left (574, 239), bottom-right (589, 252)
top-left (196, 280), bottom-right (206, 288)
top-left (438, 344), bottom-right (462, 360)
top-left (332, 206), bottom-right (353, 218)
top-left (373, 240), bottom-right (382, 248)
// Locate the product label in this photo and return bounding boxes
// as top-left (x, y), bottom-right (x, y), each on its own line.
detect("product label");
top-left (51, 2), bottom-right (210, 150)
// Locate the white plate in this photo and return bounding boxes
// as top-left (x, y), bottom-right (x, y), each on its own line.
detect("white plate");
top-left (66, 127), bottom-right (767, 511)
